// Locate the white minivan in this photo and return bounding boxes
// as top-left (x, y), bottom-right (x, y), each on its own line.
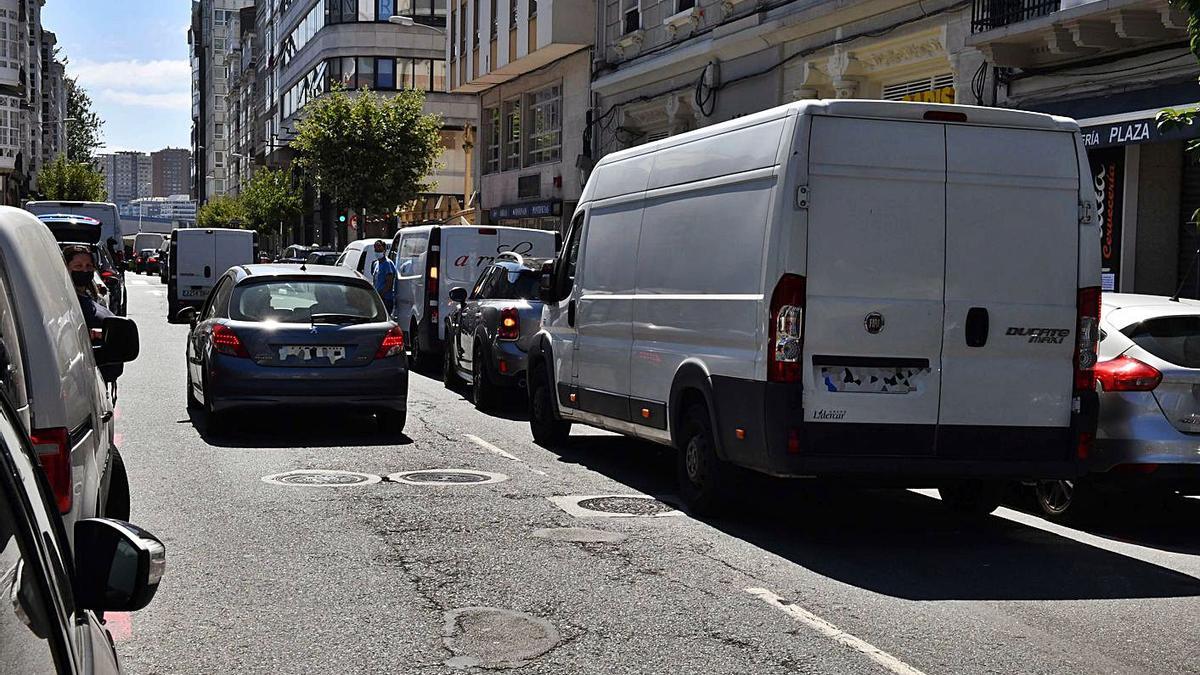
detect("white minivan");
top-left (390, 225), bottom-right (558, 365)
top-left (527, 100), bottom-right (1102, 516)
top-left (25, 200), bottom-right (123, 259)
top-left (167, 227), bottom-right (257, 321)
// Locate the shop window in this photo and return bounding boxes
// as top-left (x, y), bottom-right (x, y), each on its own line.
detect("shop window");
top-left (483, 107), bottom-right (500, 174)
top-left (524, 84), bottom-right (560, 166)
top-left (503, 98), bottom-right (521, 171)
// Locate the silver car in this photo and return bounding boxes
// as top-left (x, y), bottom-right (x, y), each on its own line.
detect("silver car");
top-left (443, 255), bottom-right (547, 411)
top-left (179, 265), bottom-right (408, 433)
top-left (1034, 293), bottom-right (1200, 519)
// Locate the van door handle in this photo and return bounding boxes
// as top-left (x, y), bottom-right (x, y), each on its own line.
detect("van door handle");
top-left (568, 300), bottom-right (576, 327)
top-left (203, 266), bottom-right (211, 278)
top-left (966, 307), bottom-right (989, 348)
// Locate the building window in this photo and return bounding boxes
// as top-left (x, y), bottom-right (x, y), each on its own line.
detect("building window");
top-left (524, 84), bottom-right (560, 165)
top-left (509, 0), bottom-right (516, 29)
top-left (459, 2), bottom-right (467, 54)
top-left (378, 0), bottom-right (396, 20)
top-left (502, 98), bottom-right (520, 171)
top-left (377, 57), bottom-right (396, 89)
top-left (530, 0), bottom-right (537, 18)
top-left (490, 0), bottom-right (497, 37)
top-left (623, 0), bottom-right (639, 33)
top-left (483, 107), bottom-right (500, 174)
top-left (432, 60), bottom-right (446, 91)
top-left (676, 0), bottom-right (695, 10)
top-left (472, 0), bottom-right (480, 49)
top-left (413, 59), bottom-right (431, 91)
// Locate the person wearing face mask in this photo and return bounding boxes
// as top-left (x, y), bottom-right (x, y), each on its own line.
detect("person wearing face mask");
top-left (63, 245), bottom-right (114, 335)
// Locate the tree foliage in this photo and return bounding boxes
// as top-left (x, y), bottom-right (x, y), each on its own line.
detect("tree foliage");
top-left (65, 76), bottom-right (104, 163)
top-left (240, 167), bottom-right (302, 234)
top-left (196, 195), bottom-right (248, 229)
top-left (1158, 1), bottom-right (1200, 221)
top-left (37, 154), bottom-right (106, 201)
top-left (290, 87), bottom-right (443, 219)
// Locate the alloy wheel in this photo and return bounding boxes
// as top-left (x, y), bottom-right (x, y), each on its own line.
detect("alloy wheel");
top-left (1036, 480), bottom-right (1074, 514)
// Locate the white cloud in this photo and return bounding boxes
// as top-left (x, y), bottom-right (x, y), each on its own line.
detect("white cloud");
top-left (71, 59), bottom-right (190, 94)
top-left (96, 90), bottom-right (190, 110)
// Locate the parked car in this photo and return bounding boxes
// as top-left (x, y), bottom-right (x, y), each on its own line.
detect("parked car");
top-left (306, 250), bottom-right (340, 266)
top-left (167, 227), bottom-right (258, 322)
top-left (445, 254), bottom-right (549, 410)
top-left (137, 248), bottom-right (161, 275)
top-left (25, 200), bottom-right (123, 267)
top-left (0, 207), bottom-right (140, 537)
top-left (527, 100), bottom-right (1101, 517)
top-left (336, 238), bottom-right (389, 277)
top-left (390, 225), bottom-right (558, 368)
top-left (278, 244), bottom-right (313, 264)
top-left (158, 237), bottom-right (171, 284)
top-left (1032, 293), bottom-right (1200, 520)
top-left (177, 264), bottom-right (407, 433)
top-left (0, 387), bottom-right (165, 673)
top-left (35, 214), bottom-right (127, 316)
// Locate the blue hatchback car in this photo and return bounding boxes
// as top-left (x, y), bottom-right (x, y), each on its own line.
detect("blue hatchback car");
top-left (179, 264), bottom-right (408, 432)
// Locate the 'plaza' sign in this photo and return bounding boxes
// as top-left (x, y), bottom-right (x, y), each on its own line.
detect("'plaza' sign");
top-left (1081, 117), bottom-right (1198, 149)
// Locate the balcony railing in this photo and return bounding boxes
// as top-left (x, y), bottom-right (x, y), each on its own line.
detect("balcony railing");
top-left (971, 0), bottom-right (1061, 33)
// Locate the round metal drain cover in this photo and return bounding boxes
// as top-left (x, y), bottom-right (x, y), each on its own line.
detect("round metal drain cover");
top-left (388, 469), bottom-right (509, 486)
top-left (262, 470), bottom-right (382, 487)
top-left (576, 496), bottom-right (677, 515)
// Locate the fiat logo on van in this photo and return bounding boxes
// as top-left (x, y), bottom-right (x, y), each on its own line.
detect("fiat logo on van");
top-left (864, 312), bottom-right (885, 334)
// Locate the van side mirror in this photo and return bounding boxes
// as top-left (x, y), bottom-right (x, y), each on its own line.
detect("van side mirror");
top-left (175, 306), bottom-right (199, 325)
top-left (538, 261), bottom-right (557, 303)
top-left (95, 317), bottom-right (139, 365)
top-left (73, 519), bottom-right (166, 612)
top-left (449, 287), bottom-right (468, 303)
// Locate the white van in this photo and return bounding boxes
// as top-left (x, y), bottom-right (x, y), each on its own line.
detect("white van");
top-left (25, 200), bottom-right (122, 258)
top-left (527, 100), bottom-right (1101, 516)
top-left (167, 228), bottom-right (257, 321)
top-left (337, 238), bottom-right (389, 276)
top-left (390, 225), bottom-right (558, 364)
top-left (0, 207), bottom-right (139, 534)
top-left (134, 232), bottom-right (166, 257)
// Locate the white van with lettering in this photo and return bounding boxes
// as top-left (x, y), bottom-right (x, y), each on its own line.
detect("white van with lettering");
top-left (527, 100), bottom-right (1101, 516)
top-left (390, 225), bottom-right (558, 366)
top-left (167, 228), bottom-right (257, 322)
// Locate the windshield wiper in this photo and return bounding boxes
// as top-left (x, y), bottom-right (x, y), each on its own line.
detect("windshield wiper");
top-left (310, 313), bottom-right (370, 325)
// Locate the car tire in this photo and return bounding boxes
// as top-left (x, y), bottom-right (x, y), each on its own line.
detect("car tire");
top-left (529, 363), bottom-right (570, 447)
top-left (186, 369), bottom-right (201, 409)
top-left (379, 410), bottom-right (407, 434)
top-left (472, 347), bottom-right (497, 412)
top-left (938, 480), bottom-right (1005, 516)
top-left (443, 340), bottom-right (459, 390)
top-left (1035, 479), bottom-right (1098, 523)
top-left (676, 402), bottom-right (731, 517)
top-left (167, 298), bottom-right (179, 324)
top-left (104, 448), bottom-right (131, 521)
top-left (202, 371), bottom-right (224, 433)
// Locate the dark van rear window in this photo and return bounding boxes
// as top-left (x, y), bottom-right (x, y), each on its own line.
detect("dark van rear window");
top-left (1123, 316), bottom-right (1200, 368)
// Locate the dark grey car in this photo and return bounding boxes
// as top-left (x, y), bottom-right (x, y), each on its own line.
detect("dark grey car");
top-left (444, 257), bottom-right (546, 411)
top-left (179, 265), bottom-right (408, 432)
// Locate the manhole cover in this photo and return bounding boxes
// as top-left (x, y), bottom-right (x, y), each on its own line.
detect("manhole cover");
top-left (388, 469), bottom-right (509, 486)
top-left (443, 607), bottom-right (559, 669)
top-left (261, 470), bottom-right (382, 487)
top-left (547, 495), bottom-right (684, 518)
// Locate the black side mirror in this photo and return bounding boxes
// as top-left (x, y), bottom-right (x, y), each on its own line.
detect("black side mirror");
top-left (538, 261), bottom-right (557, 303)
top-left (449, 287), bottom-right (468, 303)
top-left (175, 306), bottom-right (199, 325)
top-left (95, 317), bottom-right (139, 365)
top-left (73, 519), bottom-right (166, 612)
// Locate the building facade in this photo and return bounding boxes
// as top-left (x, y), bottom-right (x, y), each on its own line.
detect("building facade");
top-left (190, 0), bottom-right (256, 203)
top-left (122, 195), bottom-right (199, 222)
top-left (40, 29), bottom-right (65, 169)
top-left (227, 5), bottom-right (259, 195)
top-left (96, 151), bottom-right (153, 206)
top-left (964, 0), bottom-right (1199, 298)
top-left (447, 0), bottom-right (594, 231)
top-left (260, 0), bottom-right (478, 247)
top-left (151, 148), bottom-right (192, 198)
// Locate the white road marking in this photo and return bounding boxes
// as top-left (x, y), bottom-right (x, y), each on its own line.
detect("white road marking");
top-left (464, 434), bottom-right (548, 476)
top-left (746, 587), bottom-right (928, 675)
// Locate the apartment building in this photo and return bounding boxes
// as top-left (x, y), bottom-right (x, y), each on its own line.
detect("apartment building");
top-left (96, 151), bottom-right (153, 206)
top-left (151, 148), bottom-right (192, 198)
top-left (447, 0), bottom-right (593, 231)
top-left (228, 5), bottom-right (259, 195)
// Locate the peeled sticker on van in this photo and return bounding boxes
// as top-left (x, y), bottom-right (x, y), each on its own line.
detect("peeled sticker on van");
top-left (819, 365), bottom-right (931, 395)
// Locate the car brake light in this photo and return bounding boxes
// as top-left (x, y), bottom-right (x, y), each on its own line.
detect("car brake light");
top-left (498, 307), bottom-right (520, 340)
top-left (768, 274), bottom-right (806, 383)
top-left (211, 324), bottom-right (250, 358)
top-left (1095, 355), bottom-right (1161, 392)
top-left (1074, 287), bottom-right (1101, 391)
top-left (375, 325), bottom-right (405, 359)
top-left (31, 427), bottom-right (71, 513)
top-left (100, 269), bottom-right (116, 280)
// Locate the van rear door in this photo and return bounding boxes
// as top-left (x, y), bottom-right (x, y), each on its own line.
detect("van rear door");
top-left (212, 230), bottom-right (254, 280)
top-left (938, 126), bottom-right (1078, 457)
top-left (802, 116), bottom-right (946, 455)
top-left (176, 232), bottom-right (216, 302)
top-left (441, 228), bottom-right (558, 340)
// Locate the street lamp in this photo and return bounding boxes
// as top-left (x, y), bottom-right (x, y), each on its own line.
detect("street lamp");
top-left (388, 15), bottom-right (446, 33)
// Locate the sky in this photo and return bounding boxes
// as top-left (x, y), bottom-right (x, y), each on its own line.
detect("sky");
top-left (42, 0), bottom-right (192, 154)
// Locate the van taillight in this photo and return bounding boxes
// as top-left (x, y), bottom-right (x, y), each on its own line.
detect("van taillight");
top-left (768, 274), bottom-right (806, 383)
top-left (1074, 287), bottom-right (1101, 391)
top-left (498, 308), bottom-right (520, 340)
top-left (31, 428), bottom-right (71, 513)
top-left (1095, 355), bottom-right (1161, 392)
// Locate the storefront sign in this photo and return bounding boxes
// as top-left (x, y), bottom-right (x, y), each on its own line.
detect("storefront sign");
top-left (901, 86), bottom-right (955, 104)
top-left (1089, 147), bottom-right (1124, 291)
top-left (489, 200), bottom-right (562, 221)
top-left (1081, 117), bottom-right (1200, 149)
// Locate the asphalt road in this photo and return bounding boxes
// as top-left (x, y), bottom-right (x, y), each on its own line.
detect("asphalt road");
top-left (112, 274), bottom-right (1200, 675)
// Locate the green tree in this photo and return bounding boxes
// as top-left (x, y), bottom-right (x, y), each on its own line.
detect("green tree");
top-left (65, 76), bottom-right (104, 162)
top-left (37, 154), bottom-right (106, 201)
top-left (196, 194), bottom-right (248, 229)
top-left (290, 87), bottom-right (443, 235)
top-left (240, 167), bottom-right (302, 235)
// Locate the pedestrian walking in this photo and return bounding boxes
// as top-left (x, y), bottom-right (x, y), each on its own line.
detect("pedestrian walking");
top-left (371, 240), bottom-right (397, 314)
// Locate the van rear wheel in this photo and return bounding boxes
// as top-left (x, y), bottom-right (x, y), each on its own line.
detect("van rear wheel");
top-left (677, 403), bottom-right (729, 517)
top-left (938, 480), bottom-right (1005, 516)
top-left (529, 364), bottom-right (570, 447)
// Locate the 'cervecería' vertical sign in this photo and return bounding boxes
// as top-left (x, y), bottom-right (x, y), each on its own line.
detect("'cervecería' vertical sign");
top-left (1088, 147), bottom-right (1123, 291)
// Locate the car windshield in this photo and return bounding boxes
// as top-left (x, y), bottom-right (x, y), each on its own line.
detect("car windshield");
top-left (492, 269), bottom-right (540, 300)
top-left (230, 280), bottom-right (386, 323)
top-left (1123, 315), bottom-right (1200, 368)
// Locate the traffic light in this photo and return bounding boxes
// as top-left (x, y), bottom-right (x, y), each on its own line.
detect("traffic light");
top-left (337, 211), bottom-right (347, 224)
